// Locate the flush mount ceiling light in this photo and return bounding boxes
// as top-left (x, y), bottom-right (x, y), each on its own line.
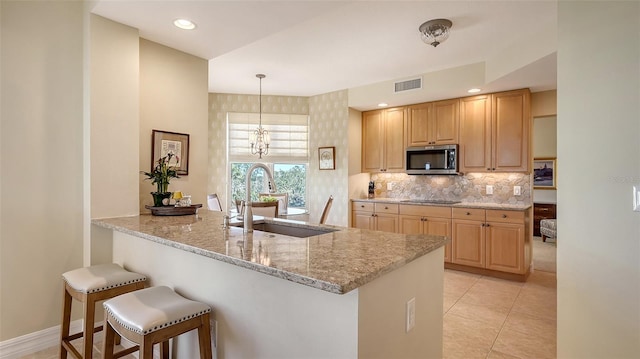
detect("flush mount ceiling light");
top-left (468, 88), bottom-right (482, 93)
top-left (173, 19), bottom-right (196, 30)
top-left (419, 18), bottom-right (453, 47)
top-left (250, 74), bottom-right (270, 159)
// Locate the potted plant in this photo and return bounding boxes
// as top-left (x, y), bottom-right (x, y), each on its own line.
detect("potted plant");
top-left (141, 153), bottom-right (180, 206)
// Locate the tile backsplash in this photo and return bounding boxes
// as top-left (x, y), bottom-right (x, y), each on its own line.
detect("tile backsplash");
top-left (370, 172), bottom-right (531, 205)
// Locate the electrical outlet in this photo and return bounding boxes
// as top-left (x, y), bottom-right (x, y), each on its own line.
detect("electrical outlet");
top-left (387, 182), bottom-right (394, 191)
top-left (634, 185), bottom-right (640, 212)
top-left (514, 186), bottom-right (521, 196)
top-left (406, 297), bottom-right (416, 333)
top-left (486, 185), bottom-right (493, 195)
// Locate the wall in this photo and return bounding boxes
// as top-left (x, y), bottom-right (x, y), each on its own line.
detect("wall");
top-left (308, 90), bottom-right (350, 226)
top-left (531, 90), bottom-right (557, 204)
top-left (0, 0), bottom-right (84, 341)
top-left (207, 93), bottom-right (309, 210)
top-left (139, 39), bottom-right (208, 212)
top-left (558, 2), bottom-right (640, 357)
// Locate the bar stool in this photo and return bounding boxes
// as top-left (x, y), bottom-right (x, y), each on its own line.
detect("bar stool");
top-left (60, 263), bottom-right (147, 358)
top-left (102, 286), bottom-right (213, 359)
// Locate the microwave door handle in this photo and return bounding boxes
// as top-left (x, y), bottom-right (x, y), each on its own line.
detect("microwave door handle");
top-left (444, 150), bottom-right (449, 169)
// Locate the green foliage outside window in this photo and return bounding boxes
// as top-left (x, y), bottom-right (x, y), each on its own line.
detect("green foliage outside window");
top-left (230, 163), bottom-right (307, 208)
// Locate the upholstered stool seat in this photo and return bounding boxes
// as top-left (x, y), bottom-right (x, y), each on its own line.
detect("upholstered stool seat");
top-left (102, 286), bottom-right (213, 359)
top-left (540, 218), bottom-right (557, 242)
top-left (60, 263), bottom-right (147, 359)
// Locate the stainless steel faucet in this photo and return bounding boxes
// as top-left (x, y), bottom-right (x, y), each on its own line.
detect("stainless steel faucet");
top-left (244, 163), bottom-right (277, 232)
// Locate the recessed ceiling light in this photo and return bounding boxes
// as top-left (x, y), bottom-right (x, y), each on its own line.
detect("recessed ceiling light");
top-left (467, 88), bottom-right (482, 93)
top-left (378, 103), bottom-right (388, 107)
top-left (173, 19), bottom-right (196, 30)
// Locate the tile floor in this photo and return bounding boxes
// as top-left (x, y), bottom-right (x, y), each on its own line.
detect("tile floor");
top-left (22, 269), bottom-right (556, 359)
top-left (443, 269), bottom-right (557, 359)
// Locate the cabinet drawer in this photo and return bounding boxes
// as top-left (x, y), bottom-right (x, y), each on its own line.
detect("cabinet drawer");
top-left (399, 204), bottom-right (451, 218)
top-left (375, 203), bottom-right (399, 214)
top-left (452, 208), bottom-right (486, 221)
top-left (352, 201), bottom-right (374, 212)
top-left (486, 209), bottom-right (524, 224)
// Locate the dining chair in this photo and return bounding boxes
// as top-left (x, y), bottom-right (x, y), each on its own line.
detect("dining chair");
top-left (320, 195), bottom-right (334, 224)
top-left (207, 194), bottom-right (222, 211)
top-left (259, 193), bottom-right (288, 216)
top-left (250, 201), bottom-right (279, 218)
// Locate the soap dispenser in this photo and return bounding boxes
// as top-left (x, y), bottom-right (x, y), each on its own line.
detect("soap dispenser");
top-left (243, 203), bottom-right (253, 233)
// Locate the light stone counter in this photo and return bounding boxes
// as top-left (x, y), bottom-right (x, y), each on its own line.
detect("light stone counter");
top-left (352, 197), bottom-right (532, 211)
top-left (92, 210), bottom-right (448, 295)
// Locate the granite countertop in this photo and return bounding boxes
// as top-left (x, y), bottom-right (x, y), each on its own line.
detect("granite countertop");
top-left (92, 211), bottom-right (449, 295)
top-left (352, 197), bottom-right (532, 211)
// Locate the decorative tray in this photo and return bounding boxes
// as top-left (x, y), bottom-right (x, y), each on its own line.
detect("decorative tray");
top-left (145, 204), bottom-right (202, 216)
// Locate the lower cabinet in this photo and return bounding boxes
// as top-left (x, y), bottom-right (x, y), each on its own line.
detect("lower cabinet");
top-left (352, 201), bottom-right (399, 233)
top-left (399, 205), bottom-right (452, 262)
top-left (451, 208), bottom-right (528, 275)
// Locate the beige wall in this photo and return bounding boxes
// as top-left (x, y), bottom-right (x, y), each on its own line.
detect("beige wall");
top-left (0, 0), bottom-right (85, 340)
top-left (139, 39), bottom-right (209, 211)
top-left (558, 1), bottom-right (640, 357)
top-left (531, 90), bottom-right (557, 204)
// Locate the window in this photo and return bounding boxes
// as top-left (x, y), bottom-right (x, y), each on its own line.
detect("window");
top-left (228, 113), bottom-right (309, 209)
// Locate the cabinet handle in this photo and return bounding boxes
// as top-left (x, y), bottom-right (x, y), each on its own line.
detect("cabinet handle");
top-left (540, 208), bottom-right (549, 211)
top-left (466, 212), bottom-right (471, 215)
top-left (384, 206), bottom-right (389, 209)
top-left (361, 205), bottom-right (365, 208)
top-left (502, 214), bottom-right (507, 218)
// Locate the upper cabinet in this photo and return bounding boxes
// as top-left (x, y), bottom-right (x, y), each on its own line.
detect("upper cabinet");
top-left (459, 89), bottom-right (531, 173)
top-left (407, 99), bottom-right (459, 146)
top-left (362, 107), bottom-right (406, 173)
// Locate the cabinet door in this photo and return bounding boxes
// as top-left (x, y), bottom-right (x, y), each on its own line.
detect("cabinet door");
top-left (407, 103), bottom-right (430, 146)
top-left (375, 213), bottom-right (398, 233)
top-left (425, 217), bottom-right (452, 263)
top-left (485, 222), bottom-right (524, 274)
top-left (352, 211), bottom-right (374, 230)
top-left (399, 215), bottom-right (423, 235)
top-left (362, 110), bottom-right (384, 172)
top-left (452, 219), bottom-right (485, 268)
top-left (492, 89), bottom-right (530, 172)
top-left (459, 95), bottom-right (492, 172)
top-left (431, 99), bottom-right (459, 145)
top-left (384, 107), bottom-right (406, 172)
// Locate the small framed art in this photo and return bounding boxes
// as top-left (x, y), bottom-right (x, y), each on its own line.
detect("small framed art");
top-left (318, 146), bottom-right (335, 170)
top-left (151, 130), bottom-right (190, 175)
top-left (533, 157), bottom-right (556, 189)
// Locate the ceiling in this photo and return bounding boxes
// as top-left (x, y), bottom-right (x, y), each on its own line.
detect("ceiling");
top-left (91, 1), bottom-right (558, 111)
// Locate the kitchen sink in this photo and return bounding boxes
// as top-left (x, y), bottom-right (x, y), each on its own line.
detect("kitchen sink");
top-left (232, 222), bottom-right (338, 238)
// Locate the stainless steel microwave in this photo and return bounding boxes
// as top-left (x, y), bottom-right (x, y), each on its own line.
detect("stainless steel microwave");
top-left (405, 144), bottom-right (459, 175)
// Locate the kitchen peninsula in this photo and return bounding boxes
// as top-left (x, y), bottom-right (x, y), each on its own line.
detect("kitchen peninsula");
top-left (92, 210), bottom-right (448, 358)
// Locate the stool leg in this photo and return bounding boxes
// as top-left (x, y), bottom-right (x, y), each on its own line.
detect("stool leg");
top-left (141, 337), bottom-right (154, 359)
top-left (198, 313), bottom-right (213, 359)
top-left (161, 341), bottom-right (169, 359)
top-left (60, 284), bottom-right (72, 359)
top-left (83, 297), bottom-right (96, 359)
top-left (542, 235), bottom-right (547, 242)
top-left (102, 315), bottom-right (116, 359)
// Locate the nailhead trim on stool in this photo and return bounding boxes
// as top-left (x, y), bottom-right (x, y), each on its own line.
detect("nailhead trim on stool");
top-left (102, 286), bottom-right (213, 359)
top-left (59, 263), bottom-right (147, 359)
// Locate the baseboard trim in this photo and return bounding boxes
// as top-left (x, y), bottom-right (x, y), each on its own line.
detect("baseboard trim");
top-left (0, 320), bottom-right (82, 359)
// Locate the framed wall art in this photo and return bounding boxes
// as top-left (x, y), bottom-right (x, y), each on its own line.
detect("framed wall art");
top-left (533, 157), bottom-right (556, 189)
top-left (318, 146), bottom-right (335, 170)
top-left (151, 130), bottom-right (190, 175)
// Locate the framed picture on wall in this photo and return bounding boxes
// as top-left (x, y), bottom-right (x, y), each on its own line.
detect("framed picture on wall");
top-left (533, 158), bottom-right (556, 189)
top-left (151, 130), bottom-right (190, 175)
top-left (318, 146), bottom-right (335, 170)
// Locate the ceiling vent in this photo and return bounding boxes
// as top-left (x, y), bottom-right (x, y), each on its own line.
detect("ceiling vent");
top-left (394, 77), bottom-right (422, 93)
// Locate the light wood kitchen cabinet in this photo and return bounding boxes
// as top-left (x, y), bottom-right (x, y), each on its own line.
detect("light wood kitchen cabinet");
top-left (407, 99), bottom-right (459, 146)
top-left (352, 201), bottom-right (399, 233)
top-left (459, 89), bottom-right (530, 173)
top-left (399, 204), bottom-right (452, 262)
top-left (362, 107), bottom-right (405, 173)
top-left (451, 207), bottom-right (528, 275)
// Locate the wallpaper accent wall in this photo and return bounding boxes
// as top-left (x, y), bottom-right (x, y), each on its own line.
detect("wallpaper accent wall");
top-left (309, 90), bottom-right (350, 226)
top-left (208, 93), bottom-right (309, 210)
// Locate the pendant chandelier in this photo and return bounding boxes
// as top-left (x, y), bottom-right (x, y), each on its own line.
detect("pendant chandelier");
top-left (250, 74), bottom-right (270, 158)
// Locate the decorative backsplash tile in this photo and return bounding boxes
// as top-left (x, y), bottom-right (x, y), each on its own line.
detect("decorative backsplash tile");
top-left (370, 172), bottom-right (532, 205)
